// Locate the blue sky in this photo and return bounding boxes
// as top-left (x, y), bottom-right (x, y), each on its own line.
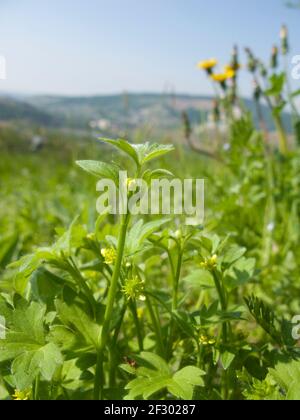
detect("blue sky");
top-left (0, 0), bottom-right (299, 97)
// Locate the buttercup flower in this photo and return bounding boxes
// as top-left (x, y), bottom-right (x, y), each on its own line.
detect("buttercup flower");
top-left (122, 276), bottom-right (146, 302)
top-left (200, 254), bottom-right (218, 270)
top-left (197, 58), bottom-right (218, 74)
top-left (101, 247), bottom-right (117, 265)
top-left (199, 334), bottom-right (216, 346)
top-left (12, 389), bottom-right (31, 401)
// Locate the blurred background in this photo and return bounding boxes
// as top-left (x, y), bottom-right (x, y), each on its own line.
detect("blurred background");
top-left (0, 0), bottom-right (300, 139)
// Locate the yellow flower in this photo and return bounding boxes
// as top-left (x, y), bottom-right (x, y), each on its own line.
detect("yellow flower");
top-left (200, 254), bottom-right (218, 270)
top-left (122, 276), bottom-right (145, 302)
top-left (101, 247), bottom-right (117, 265)
top-left (224, 64), bottom-right (240, 73)
top-left (197, 58), bottom-right (218, 71)
top-left (199, 334), bottom-right (216, 346)
top-left (211, 69), bottom-right (235, 83)
top-left (127, 178), bottom-right (137, 190)
top-left (12, 389), bottom-right (31, 400)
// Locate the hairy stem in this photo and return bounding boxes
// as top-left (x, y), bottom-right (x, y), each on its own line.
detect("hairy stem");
top-left (94, 214), bottom-right (130, 400)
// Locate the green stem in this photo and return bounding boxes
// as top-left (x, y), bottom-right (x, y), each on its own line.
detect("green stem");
top-left (68, 257), bottom-right (96, 315)
top-left (34, 375), bottom-right (40, 401)
top-left (130, 300), bottom-right (144, 352)
top-left (109, 302), bottom-right (127, 388)
top-left (172, 251), bottom-right (183, 311)
top-left (94, 214), bottom-right (130, 400)
top-left (273, 114), bottom-right (288, 156)
top-left (212, 270), bottom-right (228, 343)
top-left (146, 296), bottom-right (164, 357)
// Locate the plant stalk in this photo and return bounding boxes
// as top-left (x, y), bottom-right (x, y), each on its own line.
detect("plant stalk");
top-left (94, 214), bottom-right (130, 400)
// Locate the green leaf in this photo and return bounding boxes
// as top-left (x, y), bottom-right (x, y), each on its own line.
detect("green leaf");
top-left (12, 343), bottom-right (63, 390)
top-left (139, 143), bottom-right (175, 165)
top-left (53, 217), bottom-right (87, 256)
top-left (269, 360), bottom-right (300, 400)
top-left (100, 138), bottom-right (174, 167)
top-left (0, 301), bottom-right (63, 390)
top-left (123, 352), bottom-right (205, 400)
top-left (142, 169), bottom-right (174, 184)
top-left (224, 257), bottom-right (256, 290)
top-left (183, 269), bottom-right (214, 290)
top-left (171, 366), bottom-right (205, 400)
top-left (76, 160), bottom-right (120, 184)
top-left (138, 352), bottom-right (170, 375)
top-left (222, 245), bottom-right (246, 265)
top-left (126, 218), bottom-right (170, 255)
top-left (220, 352), bottom-right (235, 370)
top-left (55, 300), bottom-right (101, 348)
top-left (265, 73), bottom-right (286, 96)
top-left (100, 138), bottom-right (140, 166)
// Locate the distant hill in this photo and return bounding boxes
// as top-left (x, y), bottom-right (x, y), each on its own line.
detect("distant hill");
top-left (0, 93), bottom-right (292, 133)
top-left (0, 96), bottom-right (58, 126)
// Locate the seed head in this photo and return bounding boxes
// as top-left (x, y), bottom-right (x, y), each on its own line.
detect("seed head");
top-left (122, 276), bottom-right (146, 302)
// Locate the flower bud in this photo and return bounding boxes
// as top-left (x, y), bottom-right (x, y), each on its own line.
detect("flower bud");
top-left (280, 25), bottom-right (289, 55)
top-left (270, 45), bottom-right (279, 69)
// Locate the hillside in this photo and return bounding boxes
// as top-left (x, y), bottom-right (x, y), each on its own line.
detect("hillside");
top-left (0, 96), bottom-right (58, 126)
top-left (0, 93), bottom-right (292, 134)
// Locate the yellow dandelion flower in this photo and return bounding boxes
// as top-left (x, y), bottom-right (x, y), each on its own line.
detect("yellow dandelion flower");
top-left (211, 69), bottom-right (235, 83)
top-left (200, 254), bottom-right (218, 270)
top-left (12, 389), bottom-right (31, 401)
top-left (197, 58), bottom-right (218, 72)
top-left (101, 247), bottom-right (117, 265)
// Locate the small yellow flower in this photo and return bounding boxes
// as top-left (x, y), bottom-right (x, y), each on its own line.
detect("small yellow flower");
top-left (199, 334), bottom-right (216, 346)
top-left (197, 58), bottom-right (218, 72)
top-left (127, 178), bottom-right (137, 191)
top-left (12, 389), bottom-right (31, 400)
top-left (199, 335), bottom-right (209, 345)
top-left (101, 247), bottom-right (117, 265)
top-left (200, 254), bottom-right (218, 270)
top-left (122, 276), bottom-right (145, 302)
